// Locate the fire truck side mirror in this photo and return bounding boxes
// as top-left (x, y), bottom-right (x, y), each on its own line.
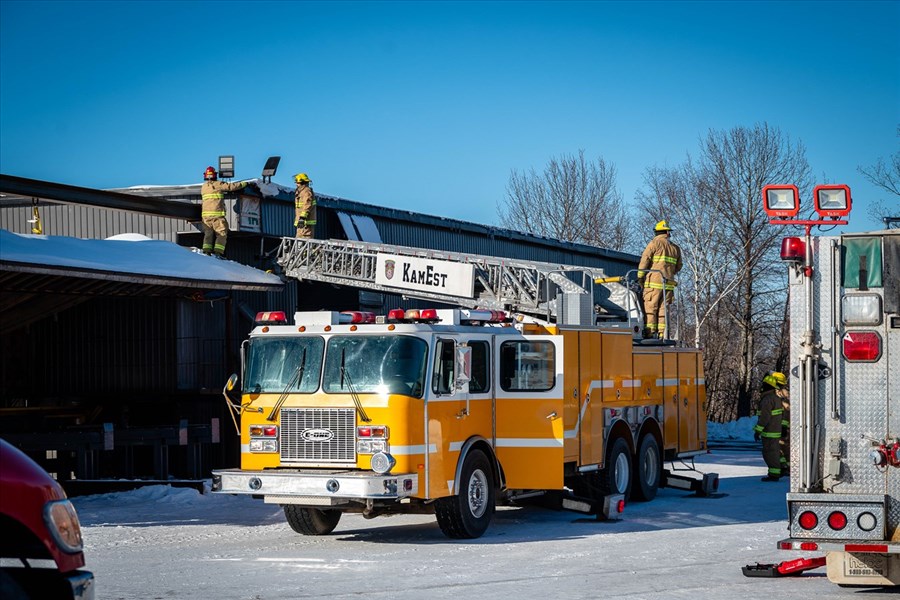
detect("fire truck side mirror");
top-left (225, 373), bottom-right (239, 393)
top-left (455, 345), bottom-right (472, 391)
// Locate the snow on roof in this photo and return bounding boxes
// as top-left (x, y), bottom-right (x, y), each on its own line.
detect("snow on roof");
top-left (0, 229), bottom-right (283, 290)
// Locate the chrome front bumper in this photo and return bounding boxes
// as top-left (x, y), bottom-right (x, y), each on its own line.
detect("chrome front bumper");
top-left (212, 468), bottom-right (419, 502)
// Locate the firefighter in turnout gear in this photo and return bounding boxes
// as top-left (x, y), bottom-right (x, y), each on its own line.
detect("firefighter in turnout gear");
top-left (754, 371), bottom-right (788, 481)
top-left (294, 173), bottom-right (316, 238)
top-left (200, 166), bottom-right (252, 257)
top-left (637, 220), bottom-right (682, 338)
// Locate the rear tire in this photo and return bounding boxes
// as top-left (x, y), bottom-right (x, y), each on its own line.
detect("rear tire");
top-left (632, 434), bottom-right (661, 501)
top-left (435, 449), bottom-right (495, 539)
top-left (283, 506), bottom-right (342, 535)
top-left (598, 437), bottom-right (632, 500)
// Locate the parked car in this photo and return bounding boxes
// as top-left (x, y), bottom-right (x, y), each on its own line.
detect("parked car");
top-left (0, 438), bottom-right (94, 599)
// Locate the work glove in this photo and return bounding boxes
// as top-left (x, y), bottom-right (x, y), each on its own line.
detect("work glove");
top-left (753, 431), bottom-right (761, 442)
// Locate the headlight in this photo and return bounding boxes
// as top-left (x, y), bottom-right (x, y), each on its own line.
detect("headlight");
top-left (250, 439), bottom-right (278, 452)
top-left (371, 452), bottom-right (396, 474)
top-left (43, 499), bottom-right (83, 554)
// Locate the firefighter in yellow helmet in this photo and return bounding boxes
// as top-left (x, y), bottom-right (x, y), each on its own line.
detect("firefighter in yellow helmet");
top-left (294, 173), bottom-right (316, 238)
top-left (200, 166), bottom-right (253, 258)
top-left (753, 371), bottom-right (788, 482)
top-left (637, 220), bottom-right (682, 339)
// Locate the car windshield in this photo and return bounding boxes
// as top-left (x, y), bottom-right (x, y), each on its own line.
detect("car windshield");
top-left (244, 336), bottom-right (324, 393)
top-left (323, 335), bottom-right (428, 397)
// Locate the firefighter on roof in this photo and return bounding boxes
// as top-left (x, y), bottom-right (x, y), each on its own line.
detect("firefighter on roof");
top-left (200, 166), bottom-right (253, 258)
top-left (294, 173), bottom-right (316, 238)
top-left (754, 371), bottom-right (788, 482)
top-left (637, 220), bottom-right (682, 339)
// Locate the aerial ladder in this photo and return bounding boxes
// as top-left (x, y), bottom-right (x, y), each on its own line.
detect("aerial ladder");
top-left (276, 237), bottom-right (660, 339)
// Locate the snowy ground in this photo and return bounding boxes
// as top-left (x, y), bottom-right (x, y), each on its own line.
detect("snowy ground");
top-left (71, 419), bottom-right (896, 599)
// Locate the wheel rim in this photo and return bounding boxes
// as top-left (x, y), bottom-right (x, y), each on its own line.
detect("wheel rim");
top-left (614, 451), bottom-right (630, 493)
top-left (467, 468), bottom-right (488, 518)
top-left (642, 445), bottom-right (659, 486)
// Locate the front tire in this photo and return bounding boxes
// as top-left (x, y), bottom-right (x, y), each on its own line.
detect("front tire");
top-left (435, 449), bottom-right (495, 539)
top-left (283, 506), bottom-right (342, 535)
top-left (632, 434), bottom-right (661, 501)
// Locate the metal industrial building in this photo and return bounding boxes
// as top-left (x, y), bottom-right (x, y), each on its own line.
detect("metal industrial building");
top-left (0, 173), bottom-right (638, 487)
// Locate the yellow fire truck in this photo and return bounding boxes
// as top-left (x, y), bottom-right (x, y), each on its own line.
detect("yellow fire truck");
top-left (212, 239), bottom-right (717, 538)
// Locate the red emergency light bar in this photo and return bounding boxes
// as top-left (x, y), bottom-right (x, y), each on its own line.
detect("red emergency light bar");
top-left (386, 308), bottom-right (442, 323)
top-left (255, 311), bottom-right (287, 324)
top-left (339, 311), bottom-right (376, 324)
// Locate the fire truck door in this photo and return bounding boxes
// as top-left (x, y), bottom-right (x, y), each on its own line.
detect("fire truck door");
top-left (494, 335), bottom-right (565, 490)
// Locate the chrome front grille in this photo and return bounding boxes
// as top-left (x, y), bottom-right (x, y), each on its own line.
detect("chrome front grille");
top-left (280, 407), bottom-right (356, 464)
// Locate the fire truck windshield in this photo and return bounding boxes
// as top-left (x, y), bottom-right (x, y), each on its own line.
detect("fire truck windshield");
top-left (323, 335), bottom-right (428, 397)
top-left (244, 336), bottom-right (325, 394)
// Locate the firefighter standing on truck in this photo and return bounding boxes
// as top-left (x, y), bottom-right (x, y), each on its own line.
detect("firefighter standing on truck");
top-left (294, 173), bottom-right (316, 238)
top-left (754, 371), bottom-right (788, 482)
top-left (637, 220), bottom-right (682, 339)
top-left (200, 166), bottom-right (252, 258)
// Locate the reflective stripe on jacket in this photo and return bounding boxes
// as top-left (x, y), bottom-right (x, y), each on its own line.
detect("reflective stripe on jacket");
top-left (638, 234), bottom-right (682, 289)
top-left (754, 390), bottom-right (784, 438)
top-left (295, 184), bottom-right (317, 225)
top-left (201, 180), bottom-right (249, 218)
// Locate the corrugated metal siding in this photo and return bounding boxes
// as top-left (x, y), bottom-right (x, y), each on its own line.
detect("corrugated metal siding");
top-left (0, 203), bottom-right (194, 242)
top-left (0, 297), bottom-right (176, 399)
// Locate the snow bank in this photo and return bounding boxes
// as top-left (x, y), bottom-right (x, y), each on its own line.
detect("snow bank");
top-left (707, 416), bottom-right (758, 441)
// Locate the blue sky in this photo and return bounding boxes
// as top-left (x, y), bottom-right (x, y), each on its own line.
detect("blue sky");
top-left (1, 1), bottom-right (897, 235)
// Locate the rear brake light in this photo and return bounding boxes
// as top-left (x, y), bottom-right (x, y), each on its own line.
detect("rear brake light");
top-left (799, 542), bottom-right (818, 551)
top-left (842, 331), bottom-right (881, 361)
top-left (780, 237), bottom-right (805, 262)
top-left (828, 511), bottom-right (848, 531)
top-left (799, 511), bottom-right (818, 530)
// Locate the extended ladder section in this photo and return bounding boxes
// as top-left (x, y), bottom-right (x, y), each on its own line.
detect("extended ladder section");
top-left (276, 237), bottom-right (643, 329)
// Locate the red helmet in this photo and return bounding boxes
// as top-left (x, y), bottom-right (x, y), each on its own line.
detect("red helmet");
top-left (204, 166), bottom-right (217, 181)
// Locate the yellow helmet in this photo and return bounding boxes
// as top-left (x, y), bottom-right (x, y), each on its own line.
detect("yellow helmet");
top-left (654, 220), bottom-right (671, 233)
top-left (294, 173), bottom-right (311, 184)
top-left (763, 371), bottom-right (787, 389)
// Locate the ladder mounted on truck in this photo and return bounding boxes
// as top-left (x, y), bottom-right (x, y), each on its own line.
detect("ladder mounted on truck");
top-left (276, 237), bottom-right (643, 331)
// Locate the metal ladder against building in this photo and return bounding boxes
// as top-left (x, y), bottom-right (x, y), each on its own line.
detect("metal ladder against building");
top-left (276, 237), bottom-right (643, 328)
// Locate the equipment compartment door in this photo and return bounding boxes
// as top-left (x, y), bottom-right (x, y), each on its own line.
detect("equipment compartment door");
top-left (677, 352), bottom-right (701, 453)
top-left (495, 335), bottom-right (565, 490)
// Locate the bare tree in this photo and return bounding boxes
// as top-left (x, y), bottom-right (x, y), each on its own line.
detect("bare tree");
top-left (499, 150), bottom-right (637, 252)
top-left (858, 126), bottom-right (900, 227)
top-left (638, 123), bottom-right (811, 420)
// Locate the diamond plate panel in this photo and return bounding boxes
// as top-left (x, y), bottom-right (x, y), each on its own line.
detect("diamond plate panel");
top-left (789, 233), bottom-right (899, 538)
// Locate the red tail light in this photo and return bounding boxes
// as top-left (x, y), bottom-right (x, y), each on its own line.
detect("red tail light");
top-left (799, 511), bottom-right (818, 530)
top-left (842, 331), bottom-right (882, 361)
top-left (780, 237), bottom-right (805, 262)
top-left (828, 511), bottom-right (848, 531)
top-left (617, 499), bottom-right (626, 513)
